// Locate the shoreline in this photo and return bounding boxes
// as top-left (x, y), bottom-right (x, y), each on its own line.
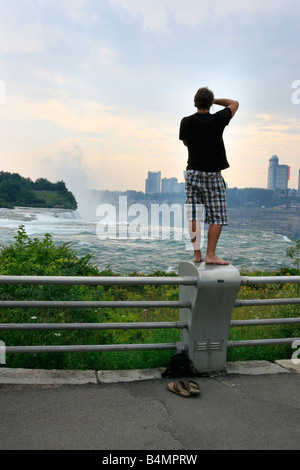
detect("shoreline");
top-left (227, 207), bottom-right (300, 241)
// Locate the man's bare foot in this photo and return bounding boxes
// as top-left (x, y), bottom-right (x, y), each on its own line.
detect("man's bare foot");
top-left (193, 250), bottom-right (204, 263)
top-left (193, 256), bottom-right (204, 263)
top-left (205, 255), bottom-right (229, 265)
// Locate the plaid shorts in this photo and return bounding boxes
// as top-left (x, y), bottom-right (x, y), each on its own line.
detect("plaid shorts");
top-left (185, 170), bottom-right (228, 225)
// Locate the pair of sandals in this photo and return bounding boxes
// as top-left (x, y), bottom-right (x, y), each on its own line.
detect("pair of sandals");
top-left (167, 380), bottom-right (200, 397)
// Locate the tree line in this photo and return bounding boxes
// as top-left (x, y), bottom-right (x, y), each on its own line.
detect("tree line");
top-left (226, 187), bottom-right (298, 208)
top-left (0, 171), bottom-right (77, 209)
top-left (91, 187), bottom-right (299, 209)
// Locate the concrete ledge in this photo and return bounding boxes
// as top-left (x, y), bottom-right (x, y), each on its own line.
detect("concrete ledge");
top-left (0, 367), bottom-right (165, 385)
top-left (0, 360), bottom-right (296, 385)
top-left (275, 359), bottom-right (300, 373)
top-left (0, 368), bottom-right (97, 385)
top-left (226, 360), bottom-right (290, 375)
top-left (97, 368), bottom-right (165, 383)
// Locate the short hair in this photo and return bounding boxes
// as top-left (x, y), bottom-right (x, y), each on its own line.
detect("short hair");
top-left (194, 87), bottom-right (214, 109)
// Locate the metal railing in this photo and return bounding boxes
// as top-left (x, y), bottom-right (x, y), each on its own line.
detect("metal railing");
top-left (0, 264), bottom-right (299, 371)
top-left (228, 275), bottom-right (300, 349)
top-left (0, 274), bottom-right (196, 355)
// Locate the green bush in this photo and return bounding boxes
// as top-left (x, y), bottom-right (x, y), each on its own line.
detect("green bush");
top-left (286, 239), bottom-right (300, 270)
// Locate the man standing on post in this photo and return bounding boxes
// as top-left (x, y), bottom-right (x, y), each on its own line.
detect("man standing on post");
top-left (180, 87), bottom-right (239, 265)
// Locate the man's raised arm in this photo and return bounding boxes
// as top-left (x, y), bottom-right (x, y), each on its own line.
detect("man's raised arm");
top-left (213, 98), bottom-right (239, 117)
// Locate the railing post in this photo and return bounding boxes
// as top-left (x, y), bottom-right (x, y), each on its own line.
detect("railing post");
top-left (179, 261), bottom-right (241, 373)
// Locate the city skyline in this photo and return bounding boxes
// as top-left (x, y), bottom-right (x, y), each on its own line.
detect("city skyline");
top-left (0, 1), bottom-right (300, 197)
top-left (267, 155), bottom-right (290, 191)
top-left (146, 154), bottom-right (299, 195)
top-left (145, 171), bottom-right (185, 194)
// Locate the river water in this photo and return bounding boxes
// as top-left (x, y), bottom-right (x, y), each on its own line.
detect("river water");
top-left (0, 206), bottom-right (295, 274)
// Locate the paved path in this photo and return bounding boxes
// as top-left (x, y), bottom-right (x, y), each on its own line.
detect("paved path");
top-left (0, 360), bottom-right (299, 451)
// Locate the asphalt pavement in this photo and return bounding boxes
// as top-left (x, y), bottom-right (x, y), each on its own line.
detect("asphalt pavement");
top-left (0, 360), bottom-right (299, 451)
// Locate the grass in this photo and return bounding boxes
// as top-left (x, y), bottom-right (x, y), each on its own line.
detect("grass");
top-left (33, 190), bottom-right (76, 209)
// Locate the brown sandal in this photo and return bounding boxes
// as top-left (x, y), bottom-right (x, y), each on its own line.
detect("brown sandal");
top-left (185, 380), bottom-right (200, 395)
top-left (167, 381), bottom-right (192, 397)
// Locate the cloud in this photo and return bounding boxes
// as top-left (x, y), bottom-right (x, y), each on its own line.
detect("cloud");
top-left (0, 0), bottom-right (299, 193)
top-left (0, 0), bottom-right (100, 53)
top-left (83, 46), bottom-right (120, 72)
top-left (109, 0), bottom-right (171, 32)
top-left (61, 0), bottom-right (88, 20)
top-left (1, 90), bottom-right (175, 145)
top-left (108, 0), bottom-right (296, 31)
top-left (0, 0), bottom-right (64, 52)
top-left (60, 0), bottom-right (100, 25)
top-left (0, 18), bottom-right (51, 53)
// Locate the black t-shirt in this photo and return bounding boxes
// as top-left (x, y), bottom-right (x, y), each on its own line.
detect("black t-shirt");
top-left (179, 107), bottom-right (232, 172)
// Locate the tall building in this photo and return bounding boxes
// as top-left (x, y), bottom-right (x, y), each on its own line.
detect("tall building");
top-left (298, 169), bottom-right (300, 191)
top-left (267, 155), bottom-right (278, 190)
top-left (161, 177), bottom-right (184, 193)
top-left (276, 164), bottom-right (290, 189)
top-left (161, 177), bottom-right (176, 193)
top-left (267, 155), bottom-right (290, 190)
top-left (145, 171), bottom-right (161, 194)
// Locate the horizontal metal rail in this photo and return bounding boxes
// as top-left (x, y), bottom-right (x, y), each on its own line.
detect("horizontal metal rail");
top-left (240, 276), bottom-right (300, 285)
top-left (231, 318), bottom-right (300, 327)
top-left (0, 275), bottom-right (197, 286)
top-left (0, 300), bottom-right (191, 309)
top-left (4, 343), bottom-right (178, 354)
top-left (227, 338), bottom-right (300, 348)
top-left (235, 298), bottom-right (300, 307)
top-left (0, 321), bottom-right (188, 331)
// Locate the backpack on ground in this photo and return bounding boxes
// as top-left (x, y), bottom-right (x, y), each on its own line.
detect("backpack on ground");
top-left (161, 352), bottom-right (200, 378)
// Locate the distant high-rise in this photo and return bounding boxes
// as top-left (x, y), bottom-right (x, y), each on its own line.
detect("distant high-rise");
top-left (145, 171), bottom-right (161, 194)
top-left (267, 155), bottom-right (290, 190)
top-left (276, 164), bottom-right (289, 189)
top-left (161, 177), bottom-right (185, 193)
top-left (161, 177), bottom-right (177, 193)
top-left (298, 169), bottom-right (300, 191)
top-left (267, 155), bottom-right (278, 190)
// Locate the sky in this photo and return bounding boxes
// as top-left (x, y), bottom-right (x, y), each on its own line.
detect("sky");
top-left (0, 0), bottom-right (300, 197)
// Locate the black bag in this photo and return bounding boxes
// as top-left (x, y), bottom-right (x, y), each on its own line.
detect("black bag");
top-left (161, 352), bottom-right (200, 378)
